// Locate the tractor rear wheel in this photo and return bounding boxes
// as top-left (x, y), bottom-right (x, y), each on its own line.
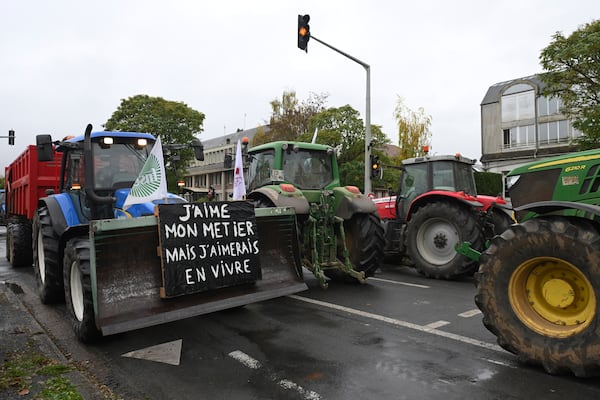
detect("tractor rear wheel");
top-left (476, 217), bottom-right (600, 377)
top-left (32, 207), bottom-right (63, 304)
top-left (406, 201), bottom-right (482, 279)
top-left (326, 212), bottom-right (384, 281)
top-left (64, 237), bottom-right (101, 343)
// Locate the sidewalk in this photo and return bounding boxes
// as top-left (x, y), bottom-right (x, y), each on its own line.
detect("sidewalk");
top-left (0, 281), bottom-right (109, 400)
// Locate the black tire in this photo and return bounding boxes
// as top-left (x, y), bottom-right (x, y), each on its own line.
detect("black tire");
top-left (406, 201), bottom-right (482, 279)
top-left (490, 209), bottom-right (513, 236)
top-left (64, 237), bottom-right (101, 343)
top-left (7, 219), bottom-right (32, 267)
top-left (32, 207), bottom-right (63, 304)
top-left (476, 217), bottom-right (600, 377)
top-left (325, 213), bottom-right (384, 282)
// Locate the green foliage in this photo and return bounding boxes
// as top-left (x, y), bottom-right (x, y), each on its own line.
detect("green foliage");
top-left (338, 160), bottom-right (365, 189)
top-left (0, 341), bottom-right (81, 399)
top-left (254, 91), bottom-right (327, 145)
top-left (394, 96), bottom-right (432, 159)
top-left (474, 171), bottom-right (504, 196)
top-left (104, 94), bottom-right (205, 189)
top-left (540, 19), bottom-right (600, 149)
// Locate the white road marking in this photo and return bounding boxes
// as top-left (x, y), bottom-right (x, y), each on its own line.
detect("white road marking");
top-left (121, 339), bottom-right (182, 366)
top-left (229, 350), bottom-right (322, 400)
top-left (424, 320), bottom-right (450, 329)
top-left (278, 380), bottom-right (322, 400)
top-left (228, 350), bottom-right (261, 369)
top-left (458, 309), bottom-right (482, 318)
top-left (288, 295), bottom-right (503, 353)
top-left (369, 277), bottom-right (430, 289)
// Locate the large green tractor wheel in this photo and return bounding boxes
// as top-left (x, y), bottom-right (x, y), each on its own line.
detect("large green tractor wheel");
top-left (406, 201), bottom-right (482, 279)
top-left (63, 237), bottom-right (101, 343)
top-left (476, 217), bottom-right (600, 377)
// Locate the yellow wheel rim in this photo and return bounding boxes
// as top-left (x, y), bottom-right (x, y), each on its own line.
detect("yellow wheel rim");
top-left (509, 257), bottom-right (596, 338)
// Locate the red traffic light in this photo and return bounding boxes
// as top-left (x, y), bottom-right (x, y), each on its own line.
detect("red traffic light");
top-left (297, 14), bottom-right (310, 51)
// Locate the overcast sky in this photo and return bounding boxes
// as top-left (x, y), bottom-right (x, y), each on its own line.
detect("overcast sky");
top-left (1, 1), bottom-right (598, 171)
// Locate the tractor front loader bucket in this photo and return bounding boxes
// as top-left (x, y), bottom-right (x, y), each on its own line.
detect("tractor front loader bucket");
top-left (90, 207), bottom-right (306, 336)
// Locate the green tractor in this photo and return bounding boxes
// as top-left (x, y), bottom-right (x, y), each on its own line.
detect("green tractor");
top-left (245, 141), bottom-right (384, 287)
top-left (470, 149), bottom-right (600, 377)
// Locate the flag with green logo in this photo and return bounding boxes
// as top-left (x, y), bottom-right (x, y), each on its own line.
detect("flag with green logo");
top-left (123, 136), bottom-right (168, 209)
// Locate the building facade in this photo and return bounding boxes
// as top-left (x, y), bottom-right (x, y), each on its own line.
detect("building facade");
top-left (480, 75), bottom-right (581, 174)
top-left (182, 127), bottom-right (262, 201)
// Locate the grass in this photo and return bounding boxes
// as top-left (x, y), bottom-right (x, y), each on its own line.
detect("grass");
top-left (0, 340), bottom-right (83, 400)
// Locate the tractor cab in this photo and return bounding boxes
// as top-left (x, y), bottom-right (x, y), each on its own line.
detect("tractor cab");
top-left (396, 154), bottom-right (477, 221)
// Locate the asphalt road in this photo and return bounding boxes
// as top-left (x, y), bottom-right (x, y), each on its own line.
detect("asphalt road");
top-left (2, 226), bottom-right (600, 399)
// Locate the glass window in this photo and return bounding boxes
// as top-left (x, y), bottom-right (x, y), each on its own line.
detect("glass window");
top-left (517, 92), bottom-right (534, 119)
top-left (282, 149), bottom-right (333, 190)
top-left (549, 122), bottom-right (558, 143)
top-left (502, 83), bottom-right (535, 123)
top-left (501, 95), bottom-right (517, 122)
top-left (559, 120), bottom-right (568, 140)
top-left (246, 149), bottom-right (275, 191)
top-left (432, 161), bottom-right (455, 191)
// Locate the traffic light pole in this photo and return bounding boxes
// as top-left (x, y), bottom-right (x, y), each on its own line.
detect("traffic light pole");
top-left (309, 35), bottom-right (372, 194)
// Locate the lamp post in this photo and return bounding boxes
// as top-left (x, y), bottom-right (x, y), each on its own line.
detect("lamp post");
top-left (297, 15), bottom-right (372, 194)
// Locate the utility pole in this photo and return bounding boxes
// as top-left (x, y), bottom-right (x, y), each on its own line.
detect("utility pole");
top-left (297, 15), bottom-right (373, 194)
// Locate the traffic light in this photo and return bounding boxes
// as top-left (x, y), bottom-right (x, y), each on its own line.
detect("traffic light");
top-left (370, 155), bottom-right (380, 179)
top-left (8, 129), bottom-right (15, 145)
top-left (297, 14), bottom-right (310, 51)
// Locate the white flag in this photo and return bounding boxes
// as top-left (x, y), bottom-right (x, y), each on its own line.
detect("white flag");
top-left (123, 136), bottom-right (169, 209)
top-left (232, 139), bottom-right (246, 200)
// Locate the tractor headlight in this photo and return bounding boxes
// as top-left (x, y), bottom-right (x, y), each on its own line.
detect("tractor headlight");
top-left (506, 175), bottom-right (520, 191)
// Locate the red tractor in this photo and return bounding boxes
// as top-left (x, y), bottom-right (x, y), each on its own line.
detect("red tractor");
top-left (374, 153), bottom-right (511, 279)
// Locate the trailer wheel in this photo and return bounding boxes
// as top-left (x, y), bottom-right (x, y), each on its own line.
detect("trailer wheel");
top-left (64, 238), bottom-right (101, 343)
top-left (407, 201), bottom-right (482, 279)
top-left (32, 207), bottom-right (63, 304)
top-left (476, 217), bottom-right (600, 377)
top-left (326, 213), bottom-right (384, 282)
top-left (7, 219), bottom-right (33, 267)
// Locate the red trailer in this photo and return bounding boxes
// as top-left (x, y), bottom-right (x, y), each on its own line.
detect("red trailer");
top-left (5, 145), bottom-right (61, 266)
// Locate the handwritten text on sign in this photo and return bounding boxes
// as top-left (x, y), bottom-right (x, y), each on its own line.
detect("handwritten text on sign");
top-left (157, 201), bottom-right (261, 298)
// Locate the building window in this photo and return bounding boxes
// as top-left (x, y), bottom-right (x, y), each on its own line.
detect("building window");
top-left (538, 120), bottom-right (574, 145)
top-left (502, 90), bottom-right (535, 122)
top-left (503, 125), bottom-right (535, 148)
top-left (538, 96), bottom-right (561, 116)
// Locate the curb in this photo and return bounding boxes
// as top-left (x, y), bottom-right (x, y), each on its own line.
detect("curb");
top-left (0, 281), bottom-right (107, 399)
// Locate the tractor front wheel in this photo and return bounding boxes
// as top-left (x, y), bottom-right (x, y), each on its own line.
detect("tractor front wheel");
top-left (32, 207), bottom-right (63, 304)
top-left (476, 217), bottom-right (600, 377)
top-left (64, 238), bottom-right (101, 343)
top-left (406, 201), bottom-right (482, 279)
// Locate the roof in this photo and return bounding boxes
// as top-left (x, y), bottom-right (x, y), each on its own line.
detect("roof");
top-left (201, 126), bottom-right (269, 148)
top-left (480, 74), bottom-right (545, 106)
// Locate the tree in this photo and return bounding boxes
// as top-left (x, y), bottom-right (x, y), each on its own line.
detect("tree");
top-left (104, 95), bottom-right (205, 189)
top-left (253, 91), bottom-right (328, 145)
top-left (300, 105), bottom-right (392, 189)
top-left (394, 97), bottom-right (432, 159)
top-left (540, 19), bottom-right (600, 149)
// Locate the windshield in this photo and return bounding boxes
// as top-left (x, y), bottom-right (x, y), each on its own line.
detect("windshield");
top-left (93, 141), bottom-right (151, 189)
top-left (454, 162), bottom-right (477, 195)
top-left (247, 150), bottom-right (275, 191)
top-left (282, 149), bottom-right (333, 189)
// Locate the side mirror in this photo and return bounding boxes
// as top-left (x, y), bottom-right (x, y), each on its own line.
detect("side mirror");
top-left (36, 135), bottom-right (54, 162)
top-left (191, 138), bottom-right (204, 161)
